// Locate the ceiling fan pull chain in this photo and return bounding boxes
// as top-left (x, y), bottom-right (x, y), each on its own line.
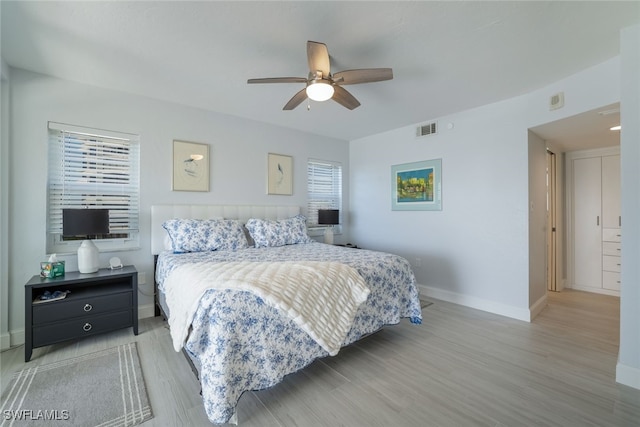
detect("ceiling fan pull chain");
top-left (307, 100), bottom-right (311, 111)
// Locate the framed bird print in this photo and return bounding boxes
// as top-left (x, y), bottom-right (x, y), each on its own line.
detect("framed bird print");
top-left (172, 140), bottom-right (210, 192)
top-left (267, 153), bottom-right (293, 195)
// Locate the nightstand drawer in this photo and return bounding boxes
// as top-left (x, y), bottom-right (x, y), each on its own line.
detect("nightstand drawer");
top-left (33, 291), bottom-right (132, 324)
top-left (33, 310), bottom-right (133, 347)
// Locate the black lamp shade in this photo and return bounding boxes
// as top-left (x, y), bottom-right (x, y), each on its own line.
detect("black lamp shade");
top-left (62, 209), bottom-right (110, 237)
top-left (318, 209), bottom-right (339, 225)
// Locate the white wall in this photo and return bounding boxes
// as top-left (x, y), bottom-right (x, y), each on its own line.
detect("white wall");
top-left (4, 68), bottom-right (348, 347)
top-left (1, 58), bottom-right (10, 350)
top-left (617, 23), bottom-right (640, 389)
top-left (527, 130), bottom-right (547, 317)
top-left (350, 57), bottom-right (621, 321)
top-left (350, 100), bottom-right (531, 320)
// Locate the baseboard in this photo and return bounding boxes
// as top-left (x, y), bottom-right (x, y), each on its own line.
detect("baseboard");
top-left (0, 331), bottom-right (10, 351)
top-left (138, 303), bottom-right (155, 319)
top-left (616, 362), bottom-right (640, 390)
top-left (551, 278), bottom-right (567, 292)
top-left (529, 293), bottom-right (548, 321)
top-left (10, 328), bottom-right (24, 347)
top-left (418, 284), bottom-right (531, 322)
top-left (567, 284), bottom-right (620, 297)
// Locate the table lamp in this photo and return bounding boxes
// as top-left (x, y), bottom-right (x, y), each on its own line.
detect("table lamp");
top-left (63, 209), bottom-right (110, 273)
top-left (318, 209), bottom-right (339, 245)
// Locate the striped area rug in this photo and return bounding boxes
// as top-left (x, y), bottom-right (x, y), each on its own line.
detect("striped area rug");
top-left (1, 343), bottom-right (152, 427)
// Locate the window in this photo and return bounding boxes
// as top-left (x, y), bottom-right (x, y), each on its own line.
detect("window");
top-left (46, 122), bottom-right (140, 254)
top-left (307, 158), bottom-right (342, 235)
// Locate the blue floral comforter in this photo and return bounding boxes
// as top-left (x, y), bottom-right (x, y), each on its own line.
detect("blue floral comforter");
top-left (155, 242), bottom-right (422, 424)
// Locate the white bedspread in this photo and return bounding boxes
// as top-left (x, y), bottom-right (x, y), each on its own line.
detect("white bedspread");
top-left (163, 261), bottom-right (370, 356)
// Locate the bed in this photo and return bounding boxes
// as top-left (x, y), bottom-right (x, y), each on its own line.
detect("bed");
top-left (151, 205), bottom-right (422, 424)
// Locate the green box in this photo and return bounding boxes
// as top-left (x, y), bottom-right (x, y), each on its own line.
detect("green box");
top-left (40, 261), bottom-right (65, 278)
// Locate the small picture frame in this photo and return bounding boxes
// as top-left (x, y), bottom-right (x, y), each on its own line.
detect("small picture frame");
top-left (172, 140), bottom-right (209, 192)
top-left (391, 159), bottom-right (442, 211)
top-left (267, 153), bottom-right (293, 195)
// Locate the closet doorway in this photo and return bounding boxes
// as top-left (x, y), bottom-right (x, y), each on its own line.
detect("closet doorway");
top-left (530, 102), bottom-right (620, 297)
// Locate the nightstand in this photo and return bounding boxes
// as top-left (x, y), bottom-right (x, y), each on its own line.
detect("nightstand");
top-left (24, 265), bottom-right (138, 362)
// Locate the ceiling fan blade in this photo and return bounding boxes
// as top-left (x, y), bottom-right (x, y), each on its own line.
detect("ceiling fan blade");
top-left (333, 68), bottom-right (393, 85)
top-left (248, 77), bottom-right (307, 84)
top-left (332, 86), bottom-right (360, 110)
top-left (283, 88), bottom-right (308, 110)
top-left (307, 41), bottom-right (331, 77)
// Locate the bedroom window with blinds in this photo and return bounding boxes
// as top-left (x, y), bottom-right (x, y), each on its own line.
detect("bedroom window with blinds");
top-left (307, 158), bottom-right (342, 236)
top-left (46, 122), bottom-right (140, 254)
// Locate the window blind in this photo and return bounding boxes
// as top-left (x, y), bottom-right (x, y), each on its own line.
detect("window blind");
top-left (307, 159), bottom-right (342, 229)
top-left (47, 122), bottom-right (140, 253)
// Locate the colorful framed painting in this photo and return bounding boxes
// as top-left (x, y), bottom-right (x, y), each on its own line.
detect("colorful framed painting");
top-left (172, 140), bottom-right (210, 192)
top-left (267, 153), bottom-right (293, 195)
top-left (391, 159), bottom-right (442, 211)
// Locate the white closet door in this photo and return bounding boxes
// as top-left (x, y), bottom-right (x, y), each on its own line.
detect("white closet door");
top-left (573, 157), bottom-right (602, 288)
top-left (602, 155), bottom-right (621, 229)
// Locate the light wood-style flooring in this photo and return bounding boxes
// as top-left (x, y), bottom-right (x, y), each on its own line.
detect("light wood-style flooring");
top-left (2, 290), bottom-right (639, 426)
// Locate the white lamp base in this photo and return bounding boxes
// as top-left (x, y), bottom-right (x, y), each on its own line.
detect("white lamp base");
top-left (323, 227), bottom-right (334, 245)
top-left (77, 239), bottom-right (99, 273)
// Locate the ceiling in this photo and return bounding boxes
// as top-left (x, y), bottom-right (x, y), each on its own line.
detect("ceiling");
top-left (531, 102), bottom-right (621, 152)
top-left (1, 1), bottom-right (637, 148)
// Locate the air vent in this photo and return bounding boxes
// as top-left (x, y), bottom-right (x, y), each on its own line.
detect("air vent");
top-left (417, 121), bottom-right (438, 137)
top-left (549, 92), bottom-right (564, 110)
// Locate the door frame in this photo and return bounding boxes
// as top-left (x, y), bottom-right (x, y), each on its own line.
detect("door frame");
top-left (547, 149), bottom-right (558, 291)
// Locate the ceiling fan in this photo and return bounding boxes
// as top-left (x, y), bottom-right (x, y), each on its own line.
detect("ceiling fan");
top-left (247, 41), bottom-right (393, 110)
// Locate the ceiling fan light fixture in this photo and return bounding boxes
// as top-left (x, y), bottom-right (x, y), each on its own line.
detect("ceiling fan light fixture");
top-left (248, 41), bottom-right (391, 110)
top-left (306, 81), bottom-right (334, 102)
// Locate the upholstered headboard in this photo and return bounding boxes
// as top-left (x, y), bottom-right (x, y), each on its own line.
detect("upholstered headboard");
top-left (150, 204), bottom-right (301, 255)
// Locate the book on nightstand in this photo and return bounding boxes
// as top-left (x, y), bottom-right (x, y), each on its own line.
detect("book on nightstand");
top-left (33, 290), bottom-right (70, 304)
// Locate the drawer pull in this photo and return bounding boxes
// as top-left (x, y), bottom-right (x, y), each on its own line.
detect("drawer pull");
top-left (83, 323), bottom-right (92, 332)
top-left (83, 304), bottom-right (93, 312)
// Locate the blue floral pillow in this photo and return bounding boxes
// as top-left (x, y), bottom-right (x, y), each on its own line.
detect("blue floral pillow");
top-left (245, 215), bottom-right (314, 248)
top-left (162, 219), bottom-right (249, 253)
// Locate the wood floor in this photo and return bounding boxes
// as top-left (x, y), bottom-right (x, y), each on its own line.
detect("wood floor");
top-left (2, 290), bottom-right (639, 426)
